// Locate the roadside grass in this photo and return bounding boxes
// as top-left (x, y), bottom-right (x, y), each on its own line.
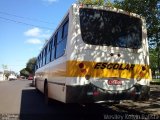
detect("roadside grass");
top-left (152, 78), bottom-right (160, 81)
top-left (150, 79), bottom-right (160, 85)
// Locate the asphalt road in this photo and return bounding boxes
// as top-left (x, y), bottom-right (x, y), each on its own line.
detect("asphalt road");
top-left (0, 80), bottom-right (159, 120)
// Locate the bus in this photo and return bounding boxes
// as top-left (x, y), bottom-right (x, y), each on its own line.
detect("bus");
top-left (34, 3), bottom-right (152, 103)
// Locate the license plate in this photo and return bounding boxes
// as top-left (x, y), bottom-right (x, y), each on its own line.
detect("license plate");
top-left (108, 80), bottom-right (122, 85)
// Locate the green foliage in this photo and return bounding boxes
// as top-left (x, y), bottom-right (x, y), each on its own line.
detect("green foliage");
top-left (149, 48), bottom-right (158, 74)
top-left (94, 0), bottom-right (104, 5)
top-left (113, 0), bottom-right (160, 73)
top-left (20, 68), bottom-right (29, 77)
top-left (3, 70), bottom-right (16, 79)
top-left (26, 57), bottom-right (36, 74)
top-left (78, 0), bottom-right (92, 4)
top-left (78, 0), bottom-right (106, 5)
top-left (20, 57), bottom-right (36, 77)
top-left (113, 0), bottom-right (160, 45)
top-left (3, 70), bottom-right (10, 79)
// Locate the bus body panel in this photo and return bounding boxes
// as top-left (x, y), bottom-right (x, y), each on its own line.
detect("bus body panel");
top-left (35, 4), bottom-right (151, 103)
top-left (65, 4), bottom-right (151, 103)
top-left (48, 82), bottom-right (66, 103)
top-left (35, 55), bottom-right (67, 102)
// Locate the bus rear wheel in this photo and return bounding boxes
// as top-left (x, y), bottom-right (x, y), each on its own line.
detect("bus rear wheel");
top-left (35, 79), bottom-right (38, 90)
top-left (135, 86), bottom-right (150, 101)
top-left (44, 80), bottom-right (48, 105)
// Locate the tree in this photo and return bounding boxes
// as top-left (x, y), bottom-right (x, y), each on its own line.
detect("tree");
top-left (3, 70), bottom-right (10, 79)
top-left (20, 68), bottom-right (29, 77)
top-left (94, 0), bottom-right (104, 5)
top-left (78, 0), bottom-right (106, 5)
top-left (149, 49), bottom-right (158, 75)
top-left (113, 0), bottom-right (159, 44)
top-left (4, 70), bottom-right (17, 78)
top-left (113, 0), bottom-right (160, 72)
top-left (80, 0), bottom-right (92, 4)
top-left (26, 57), bottom-right (36, 75)
top-left (19, 57), bottom-right (36, 77)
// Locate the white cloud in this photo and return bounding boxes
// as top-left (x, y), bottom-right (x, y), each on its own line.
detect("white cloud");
top-left (40, 33), bottom-right (51, 38)
top-left (43, 0), bottom-right (58, 4)
top-left (24, 27), bottom-right (41, 37)
top-left (25, 38), bottom-right (42, 45)
top-left (24, 27), bottom-right (52, 46)
top-left (24, 28), bottom-right (52, 38)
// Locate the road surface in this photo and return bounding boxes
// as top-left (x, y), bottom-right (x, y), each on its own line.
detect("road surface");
top-left (0, 80), bottom-right (159, 120)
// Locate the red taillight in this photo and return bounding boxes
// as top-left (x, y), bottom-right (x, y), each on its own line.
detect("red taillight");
top-left (139, 72), bottom-right (144, 77)
top-left (93, 91), bottom-right (100, 96)
top-left (79, 63), bottom-right (87, 73)
top-left (142, 66), bottom-right (146, 71)
top-left (81, 69), bottom-right (86, 73)
top-left (79, 63), bottom-right (84, 68)
top-left (131, 90), bottom-right (136, 96)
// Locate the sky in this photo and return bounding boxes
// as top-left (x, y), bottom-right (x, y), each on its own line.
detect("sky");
top-left (0, 0), bottom-right (76, 73)
top-left (0, 0), bottom-right (158, 73)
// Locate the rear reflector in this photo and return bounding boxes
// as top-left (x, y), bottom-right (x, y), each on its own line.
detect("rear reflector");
top-left (79, 63), bottom-right (84, 68)
top-left (93, 91), bottom-right (100, 96)
top-left (87, 91), bottom-right (100, 96)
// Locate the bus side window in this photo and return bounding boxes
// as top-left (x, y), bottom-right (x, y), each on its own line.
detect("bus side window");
top-left (37, 57), bottom-right (39, 69)
top-left (55, 28), bottom-right (62, 59)
top-left (40, 55), bottom-right (41, 67)
top-left (41, 52), bottom-right (43, 67)
top-left (51, 35), bottom-right (56, 61)
top-left (46, 43), bottom-right (51, 64)
top-left (62, 20), bottom-right (69, 39)
top-left (39, 56), bottom-right (40, 68)
top-left (42, 49), bottom-right (45, 66)
top-left (39, 55), bottom-right (41, 68)
top-left (55, 20), bottom-right (68, 59)
top-left (45, 46), bottom-right (48, 65)
top-left (49, 39), bottom-right (53, 62)
top-left (57, 27), bottom-right (63, 43)
top-left (36, 57), bottom-right (38, 69)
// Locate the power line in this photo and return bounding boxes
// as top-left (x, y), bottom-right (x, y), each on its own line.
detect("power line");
top-left (0, 11), bottom-right (54, 25)
top-left (0, 16), bottom-right (53, 30)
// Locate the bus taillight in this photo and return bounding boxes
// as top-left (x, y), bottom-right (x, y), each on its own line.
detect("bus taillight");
top-left (93, 91), bottom-right (100, 96)
top-left (142, 66), bottom-right (146, 71)
top-left (79, 63), bottom-right (84, 68)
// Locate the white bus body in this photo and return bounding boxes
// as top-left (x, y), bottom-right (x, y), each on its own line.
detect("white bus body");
top-left (35, 4), bottom-right (152, 103)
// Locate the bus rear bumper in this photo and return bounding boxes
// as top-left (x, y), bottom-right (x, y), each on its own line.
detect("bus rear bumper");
top-left (66, 84), bottom-right (150, 103)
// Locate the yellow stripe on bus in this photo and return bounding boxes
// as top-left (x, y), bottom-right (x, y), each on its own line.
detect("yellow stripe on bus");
top-left (66, 60), bottom-right (151, 80)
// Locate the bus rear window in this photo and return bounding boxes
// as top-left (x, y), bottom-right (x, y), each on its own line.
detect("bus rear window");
top-left (79, 8), bottom-right (142, 49)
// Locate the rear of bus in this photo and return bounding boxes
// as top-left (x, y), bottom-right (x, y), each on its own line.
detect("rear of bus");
top-left (66, 4), bottom-right (152, 103)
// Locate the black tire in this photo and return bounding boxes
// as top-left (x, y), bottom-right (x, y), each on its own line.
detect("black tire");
top-left (113, 100), bottom-right (120, 104)
top-left (138, 86), bottom-right (150, 101)
top-left (133, 94), bottom-right (139, 102)
top-left (44, 80), bottom-right (48, 105)
top-left (35, 79), bottom-right (38, 91)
